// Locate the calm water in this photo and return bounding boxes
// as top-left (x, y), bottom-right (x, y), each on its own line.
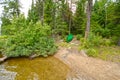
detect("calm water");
top-left (0, 56), bottom-right (69, 80)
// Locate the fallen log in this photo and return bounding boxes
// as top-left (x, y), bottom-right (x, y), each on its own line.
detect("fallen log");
top-left (29, 54), bottom-right (39, 59)
top-left (0, 56), bottom-right (8, 63)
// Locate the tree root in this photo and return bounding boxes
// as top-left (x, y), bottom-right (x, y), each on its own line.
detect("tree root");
top-left (29, 54), bottom-right (38, 59)
top-left (0, 56), bottom-right (8, 63)
top-left (0, 54), bottom-right (39, 63)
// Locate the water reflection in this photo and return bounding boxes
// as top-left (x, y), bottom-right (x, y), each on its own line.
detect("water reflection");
top-left (0, 57), bottom-right (69, 80)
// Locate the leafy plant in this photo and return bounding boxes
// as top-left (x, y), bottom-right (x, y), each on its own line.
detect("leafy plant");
top-left (76, 34), bottom-right (82, 40)
top-left (0, 36), bottom-right (8, 53)
top-left (2, 15), bottom-right (27, 35)
top-left (2, 21), bottom-right (57, 57)
top-left (86, 48), bottom-right (98, 57)
top-left (79, 33), bottom-right (113, 57)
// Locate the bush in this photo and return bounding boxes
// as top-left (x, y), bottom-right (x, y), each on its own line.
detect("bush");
top-left (79, 33), bottom-right (112, 57)
top-left (111, 36), bottom-right (120, 45)
top-left (101, 39), bottom-right (112, 46)
top-left (88, 33), bottom-right (102, 47)
top-left (76, 34), bottom-right (82, 40)
top-left (0, 36), bottom-right (8, 52)
top-left (52, 21), bottom-right (68, 36)
top-left (87, 33), bottom-right (112, 47)
top-left (87, 48), bottom-right (98, 57)
top-left (2, 21), bottom-right (57, 57)
top-left (2, 15), bottom-right (27, 35)
top-left (79, 33), bottom-right (103, 49)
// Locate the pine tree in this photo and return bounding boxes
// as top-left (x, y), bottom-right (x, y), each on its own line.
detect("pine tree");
top-left (73, 0), bottom-right (86, 34)
top-left (91, 0), bottom-right (109, 37)
top-left (2, 0), bottom-right (20, 18)
top-left (107, 0), bottom-right (120, 37)
top-left (53, 0), bottom-right (70, 36)
top-left (44, 0), bottom-right (54, 25)
top-left (27, 0), bottom-right (39, 23)
top-left (1, 0), bottom-right (21, 26)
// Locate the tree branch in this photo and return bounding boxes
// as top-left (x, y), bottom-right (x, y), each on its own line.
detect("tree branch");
top-left (0, 56), bottom-right (8, 63)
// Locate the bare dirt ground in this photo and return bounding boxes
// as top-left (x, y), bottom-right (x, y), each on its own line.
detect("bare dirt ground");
top-left (54, 40), bottom-right (120, 80)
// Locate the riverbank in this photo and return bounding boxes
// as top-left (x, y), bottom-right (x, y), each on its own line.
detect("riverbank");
top-left (55, 47), bottom-right (120, 80)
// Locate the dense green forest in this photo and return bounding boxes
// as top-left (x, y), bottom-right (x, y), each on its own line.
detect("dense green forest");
top-left (0, 0), bottom-right (120, 61)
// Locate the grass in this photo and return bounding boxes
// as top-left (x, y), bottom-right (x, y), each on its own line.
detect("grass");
top-left (93, 46), bottom-right (120, 62)
top-left (57, 42), bottom-right (73, 48)
top-left (56, 38), bottom-right (120, 63)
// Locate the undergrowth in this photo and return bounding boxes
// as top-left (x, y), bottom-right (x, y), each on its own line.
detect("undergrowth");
top-left (0, 19), bottom-right (57, 57)
top-left (79, 33), bottom-right (120, 62)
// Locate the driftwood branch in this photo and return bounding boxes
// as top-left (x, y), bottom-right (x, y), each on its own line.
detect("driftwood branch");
top-left (0, 56), bottom-right (8, 63)
top-left (29, 54), bottom-right (38, 59)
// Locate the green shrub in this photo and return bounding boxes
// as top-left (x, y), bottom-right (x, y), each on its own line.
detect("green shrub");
top-left (87, 33), bottom-right (103, 47)
top-left (101, 39), bottom-right (112, 46)
top-left (76, 34), bottom-right (82, 40)
top-left (2, 15), bottom-right (27, 35)
top-left (0, 36), bottom-right (8, 52)
top-left (87, 48), bottom-right (98, 57)
top-left (2, 21), bottom-right (57, 57)
top-left (52, 21), bottom-right (68, 36)
top-left (81, 33), bottom-right (112, 47)
top-left (111, 36), bottom-right (119, 45)
top-left (79, 33), bottom-right (112, 57)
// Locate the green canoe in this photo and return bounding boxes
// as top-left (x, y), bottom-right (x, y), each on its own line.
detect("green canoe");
top-left (66, 34), bottom-right (73, 43)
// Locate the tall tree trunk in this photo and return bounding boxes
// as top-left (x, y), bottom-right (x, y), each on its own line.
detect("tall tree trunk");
top-left (52, 1), bottom-right (57, 38)
top-left (41, 0), bottom-right (44, 26)
top-left (85, 0), bottom-right (92, 39)
top-left (69, 0), bottom-right (72, 34)
top-left (38, 0), bottom-right (41, 21)
top-left (105, 5), bottom-right (107, 28)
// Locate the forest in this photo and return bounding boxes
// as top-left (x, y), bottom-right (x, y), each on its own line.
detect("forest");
top-left (0, 0), bottom-right (120, 62)
top-left (0, 0), bottom-right (120, 80)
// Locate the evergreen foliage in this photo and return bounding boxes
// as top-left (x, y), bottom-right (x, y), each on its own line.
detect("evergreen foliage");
top-left (1, 16), bottom-right (57, 57)
top-left (0, 0), bottom-right (20, 26)
top-left (73, 0), bottom-right (86, 34)
top-left (2, 15), bottom-right (27, 35)
top-left (92, 0), bottom-right (120, 42)
top-left (52, 0), bottom-right (70, 36)
top-left (27, 0), bottom-right (39, 23)
top-left (0, 0), bottom-right (120, 58)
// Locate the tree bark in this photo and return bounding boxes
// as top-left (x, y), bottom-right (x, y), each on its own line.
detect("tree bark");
top-left (52, 1), bottom-right (57, 38)
top-left (41, 0), bottom-right (44, 26)
top-left (37, 0), bottom-right (41, 20)
top-left (69, 0), bottom-right (72, 34)
top-left (85, 0), bottom-right (92, 39)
